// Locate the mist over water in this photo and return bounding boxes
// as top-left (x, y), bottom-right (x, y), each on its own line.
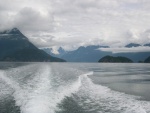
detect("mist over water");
top-left (0, 63), bottom-right (150, 113)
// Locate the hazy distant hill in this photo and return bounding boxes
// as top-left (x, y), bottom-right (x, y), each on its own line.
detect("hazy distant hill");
top-left (144, 56), bottom-right (150, 63)
top-left (0, 28), bottom-right (65, 62)
top-left (42, 47), bottom-right (67, 58)
top-left (113, 52), bottom-right (150, 62)
top-left (98, 55), bottom-right (133, 63)
top-left (61, 45), bottom-right (111, 62)
top-left (144, 43), bottom-right (150, 47)
top-left (43, 43), bottom-right (150, 62)
top-left (43, 45), bottom-right (111, 62)
top-left (125, 43), bottom-right (141, 48)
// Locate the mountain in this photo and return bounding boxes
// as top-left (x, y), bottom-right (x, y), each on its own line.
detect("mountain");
top-left (125, 43), bottom-right (141, 48)
top-left (42, 43), bottom-right (150, 62)
top-left (44, 44), bottom-right (149, 62)
top-left (0, 28), bottom-right (65, 62)
top-left (62, 45), bottom-right (150, 62)
top-left (42, 47), bottom-right (67, 58)
top-left (144, 56), bottom-right (150, 63)
top-left (58, 47), bottom-right (67, 56)
top-left (61, 45), bottom-right (111, 62)
top-left (98, 56), bottom-right (133, 63)
top-left (144, 43), bottom-right (150, 47)
top-left (113, 52), bottom-right (150, 62)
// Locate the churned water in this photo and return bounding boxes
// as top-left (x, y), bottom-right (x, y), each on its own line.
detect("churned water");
top-left (0, 62), bottom-right (150, 113)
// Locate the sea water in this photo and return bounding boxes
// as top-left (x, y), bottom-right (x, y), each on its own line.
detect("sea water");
top-left (0, 62), bottom-right (150, 113)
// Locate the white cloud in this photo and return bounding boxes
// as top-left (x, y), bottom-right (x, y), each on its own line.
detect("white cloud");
top-left (14, 7), bottom-right (54, 32)
top-left (99, 46), bottom-right (150, 53)
top-left (0, 0), bottom-right (150, 49)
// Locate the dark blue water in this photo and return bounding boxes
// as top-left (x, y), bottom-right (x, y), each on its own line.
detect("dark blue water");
top-left (0, 63), bottom-right (150, 113)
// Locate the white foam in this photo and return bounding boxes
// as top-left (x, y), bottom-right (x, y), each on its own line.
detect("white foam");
top-left (0, 70), bottom-right (21, 98)
top-left (0, 71), bottom-right (19, 89)
top-left (77, 74), bottom-right (150, 113)
top-left (81, 71), bottom-right (93, 76)
top-left (3, 64), bottom-right (149, 113)
top-left (0, 64), bottom-right (82, 113)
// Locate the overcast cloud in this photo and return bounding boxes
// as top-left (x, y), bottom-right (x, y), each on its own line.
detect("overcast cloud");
top-left (99, 46), bottom-right (150, 53)
top-left (0, 0), bottom-right (150, 50)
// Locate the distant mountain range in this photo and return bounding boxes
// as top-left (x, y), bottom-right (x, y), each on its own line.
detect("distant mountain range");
top-left (42, 47), bottom-right (67, 58)
top-left (1, 28), bottom-right (149, 63)
top-left (125, 43), bottom-right (141, 48)
top-left (125, 43), bottom-right (150, 47)
top-left (42, 45), bottom-right (110, 62)
top-left (0, 28), bottom-right (65, 62)
top-left (144, 43), bottom-right (150, 47)
top-left (42, 43), bottom-right (150, 62)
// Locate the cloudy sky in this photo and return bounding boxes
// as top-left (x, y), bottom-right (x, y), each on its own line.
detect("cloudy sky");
top-left (1, 0), bottom-right (150, 50)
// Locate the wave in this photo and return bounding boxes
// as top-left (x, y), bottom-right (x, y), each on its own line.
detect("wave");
top-left (1, 64), bottom-right (150, 113)
top-left (0, 64), bottom-right (82, 113)
top-left (74, 72), bottom-right (150, 113)
top-left (0, 70), bottom-right (21, 98)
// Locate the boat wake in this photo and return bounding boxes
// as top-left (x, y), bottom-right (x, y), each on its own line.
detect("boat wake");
top-left (0, 64), bottom-right (150, 113)
top-left (66, 72), bottom-right (150, 113)
top-left (0, 64), bottom-right (81, 113)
